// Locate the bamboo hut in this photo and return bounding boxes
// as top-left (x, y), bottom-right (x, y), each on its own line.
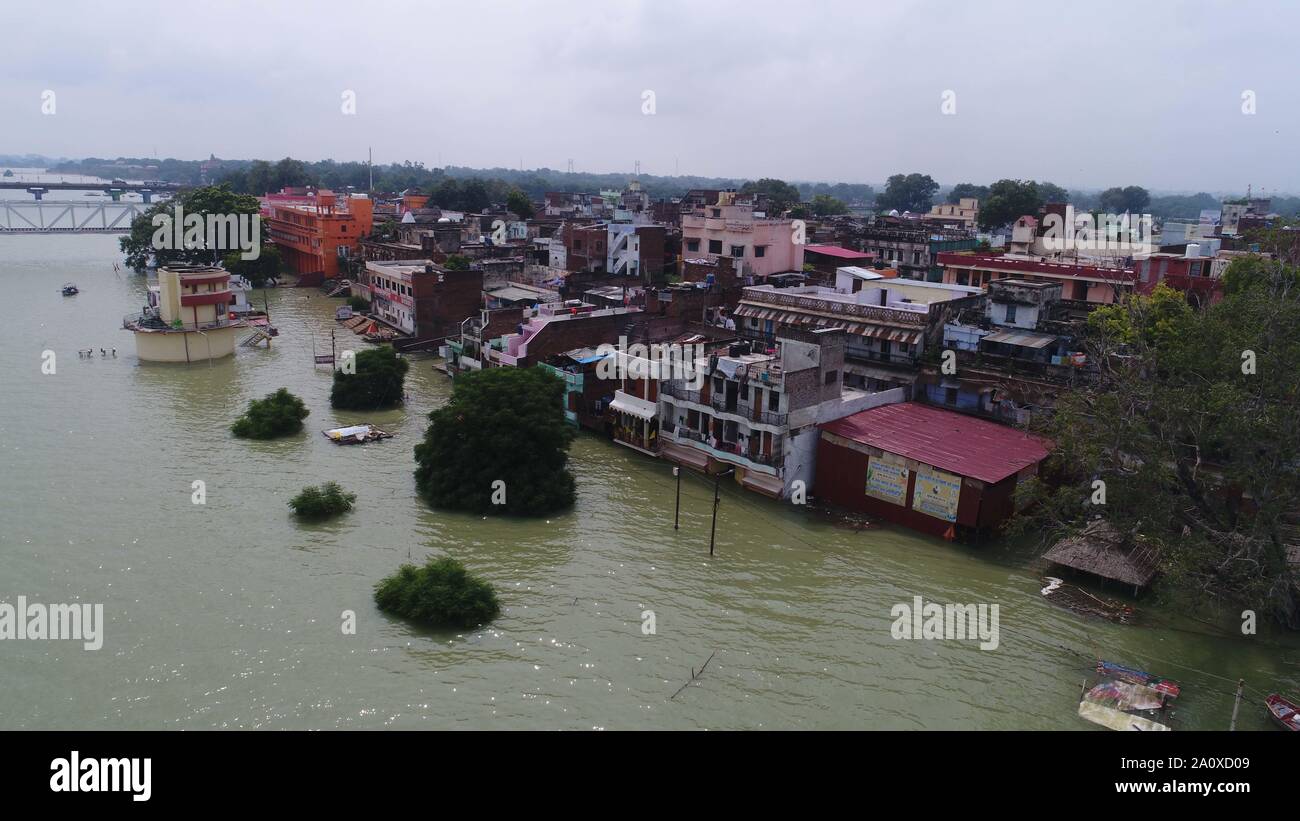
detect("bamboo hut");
top-left (1042, 519), bottom-right (1160, 594)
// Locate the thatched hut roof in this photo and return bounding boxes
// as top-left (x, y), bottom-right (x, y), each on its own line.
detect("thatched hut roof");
top-left (1043, 519), bottom-right (1160, 588)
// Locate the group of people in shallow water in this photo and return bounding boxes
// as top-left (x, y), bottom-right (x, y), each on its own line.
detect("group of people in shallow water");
top-left (78, 347), bottom-right (116, 358)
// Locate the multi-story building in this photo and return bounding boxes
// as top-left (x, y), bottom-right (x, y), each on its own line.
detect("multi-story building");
top-left (360, 259), bottom-right (482, 341)
top-left (122, 264), bottom-right (246, 363)
top-left (928, 197), bottom-right (980, 228)
top-left (860, 222), bottom-right (977, 281)
top-left (680, 191), bottom-right (804, 278)
top-left (732, 277), bottom-right (982, 393)
top-left (262, 189), bottom-right (374, 282)
top-left (936, 252), bottom-right (1137, 303)
top-left (657, 327), bottom-right (904, 499)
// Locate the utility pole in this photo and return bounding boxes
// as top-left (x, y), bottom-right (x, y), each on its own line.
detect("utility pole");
top-left (709, 469), bottom-right (734, 556)
top-left (368, 147), bottom-right (373, 193)
top-left (673, 466), bottom-right (681, 529)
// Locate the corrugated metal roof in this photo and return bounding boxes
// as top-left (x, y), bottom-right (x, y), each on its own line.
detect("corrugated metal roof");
top-left (819, 402), bottom-right (1052, 483)
top-left (983, 329), bottom-right (1057, 349)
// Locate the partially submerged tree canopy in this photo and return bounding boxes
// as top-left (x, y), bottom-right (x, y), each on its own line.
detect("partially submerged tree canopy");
top-left (374, 556), bottom-right (501, 629)
top-left (414, 366), bottom-right (576, 516)
top-left (1013, 262), bottom-right (1300, 626)
top-left (330, 346), bottom-right (409, 410)
top-left (231, 388), bottom-right (309, 439)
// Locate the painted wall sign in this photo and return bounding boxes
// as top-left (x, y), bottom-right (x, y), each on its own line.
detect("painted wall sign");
top-left (866, 458), bottom-right (910, 506)
top-left (912, 468), bottom-right (962, 521)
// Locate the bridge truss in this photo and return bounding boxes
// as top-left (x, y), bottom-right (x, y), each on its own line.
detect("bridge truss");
top-left (0, 200), bottom-right (149, 233)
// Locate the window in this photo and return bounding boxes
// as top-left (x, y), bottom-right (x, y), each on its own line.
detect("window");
top-left (755, 245), bottom-right (767, 258)
top-left (945, 387), bottom-right (958, 405)
top-left (711, 208), bottom-right (721, 218)
top-left (1005, 303), bottom-right (1018, 323)
top-left (768, 389), bottom-right (780, 411)
top-left (731, 245), bottom-right (745, 257)
top-left (912, 250), bottom-right (921, 265)
top-left (686, 239), bottom-right (700, 253)
top-left (739, 382), bottom-right (748, 400)
top-left (824, 370), bottom-right (838, 385)
top-left (709, 240), bottom-right (723, 254)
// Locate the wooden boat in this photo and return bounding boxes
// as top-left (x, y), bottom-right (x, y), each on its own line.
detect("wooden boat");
top-left (1265, 693), bottom-right (1300, 731)
top-left (62, 283), bottom-right (79, 296)
top-left (322, 424), bottom-right (392, 445)
top-left (1078, 660), bottom-right (1179, 731)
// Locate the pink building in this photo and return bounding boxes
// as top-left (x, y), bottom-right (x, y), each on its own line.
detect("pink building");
top-left (680, 192), bottom-right (804, 278)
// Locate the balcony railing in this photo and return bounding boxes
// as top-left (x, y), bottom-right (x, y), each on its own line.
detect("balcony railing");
top-left (123, 311), bottom-right (241, 332)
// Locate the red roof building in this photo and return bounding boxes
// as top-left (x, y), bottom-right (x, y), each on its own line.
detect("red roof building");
top-left (815, 402), bottom-right (1052, 539)
top-left (936, 251), bottom-right (1136, 303)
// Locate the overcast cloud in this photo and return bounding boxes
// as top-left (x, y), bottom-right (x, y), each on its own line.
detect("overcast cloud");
top-left (1, 0), bottom-right (1295, 192)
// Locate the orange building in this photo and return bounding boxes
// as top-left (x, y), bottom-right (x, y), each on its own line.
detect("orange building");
top-left (263, 189), bottom-right (374, 282)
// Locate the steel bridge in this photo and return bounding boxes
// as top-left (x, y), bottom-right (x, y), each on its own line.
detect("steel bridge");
top-left (0, 200), bottom-right (149, 233)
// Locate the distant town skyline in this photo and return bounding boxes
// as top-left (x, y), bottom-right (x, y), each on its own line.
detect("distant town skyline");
top-left (1, 0), bottom-right (1297, 192)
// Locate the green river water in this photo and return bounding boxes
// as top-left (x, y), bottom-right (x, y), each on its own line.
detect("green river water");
top-left (1, 234), bottom-right (1296, 730)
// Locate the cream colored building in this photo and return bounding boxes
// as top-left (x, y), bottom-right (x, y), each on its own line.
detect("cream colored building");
top-left (123, 264), bottom-right (245, 362)
top-left (929, 197), bottom-right (979, 227)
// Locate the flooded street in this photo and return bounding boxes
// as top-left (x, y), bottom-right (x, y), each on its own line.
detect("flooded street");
top-left (2, 234), bottom-right (1296, 730)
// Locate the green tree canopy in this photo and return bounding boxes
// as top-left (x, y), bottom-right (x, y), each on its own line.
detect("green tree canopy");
top-left (1013, 264), bottom-right (1300, 626)
top-left (978, 179), bottom-right (1044, 230)
top-left (119, 185), bottom-right (262, 271)
top-left (506, 189), bottom-right (534, 219)
top-left (414, 366), bottom-right (576, 516)
top-left (330, 346), bottom-right (409, 410)
top-left (811, 194), bottom-right (848, 217)
top-left (739, 178), bottom-right (802, 215)
top-left (947, 183), bottom-right (989, 203)
top-left (1099, 185), bottom-right (1151, 214)
top-left (231, 388), bottom-right (309, 439)
top-left (288, 481), bottom-right (356, 519)
top-left (876, 173), bottom-right (939, 213)
top-left (222, 243), bottom-right (282, 287)
top-left (374, 556), bottom-right (501, 629)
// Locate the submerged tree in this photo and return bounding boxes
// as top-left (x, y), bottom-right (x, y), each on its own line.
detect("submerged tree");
top-left (1011, 263), bottom-right (1300, 626)
top-left (231, 388), bottom-right (310, 439)
top-left (374, 556), bottom-right (501, 629)
top-left (414, 367), bottom-right (576, 516)
top-left (330, 346), bottom-right (409, 410)
top-left (288, 481), bottom-right (356, 520)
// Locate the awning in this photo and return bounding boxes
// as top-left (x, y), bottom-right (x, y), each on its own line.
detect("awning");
top-left (610, 393), bottom-right (657, 420)
top-left (735, 303), bottom-right (922, 344)
top-left (983, 329), bottom-right (1057, 349)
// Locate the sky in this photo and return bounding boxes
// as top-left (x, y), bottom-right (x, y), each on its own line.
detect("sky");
top-left (1, 0), bottom-right (1297, 193)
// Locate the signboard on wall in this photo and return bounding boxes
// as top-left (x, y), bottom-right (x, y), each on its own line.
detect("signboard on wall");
top-left (912, 468), bottom-right (962, 521)
top-left (866, 458), bottom-right (909, 506)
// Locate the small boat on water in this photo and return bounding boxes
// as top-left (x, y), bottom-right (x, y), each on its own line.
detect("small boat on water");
top-left (1265, 693), bottom-right (1300, 731)
top-left (62, 283), bottom-right (79, 296)
top-left (322, 424), bottom-right (393, 445)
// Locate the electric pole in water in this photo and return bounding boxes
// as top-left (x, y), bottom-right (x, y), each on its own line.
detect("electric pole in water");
top-left (709, 470), bottom-right (734, 556)
top-left (673, 466), bottom-right (681, 529)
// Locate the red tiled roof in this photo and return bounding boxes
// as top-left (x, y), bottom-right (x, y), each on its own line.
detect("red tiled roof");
top-left (805, 244), bottom-right (874, 260)
top-left (819, 402), bottom-right (1052, 484)
top-left (936, 252), bottom-right (1137, 282)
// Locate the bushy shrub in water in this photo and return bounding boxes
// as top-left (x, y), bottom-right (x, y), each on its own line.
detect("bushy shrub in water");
top-left (288, 481), bottom-right (356, 520)
top-left (231, 388), bottom-right (309, 439)
top-left (374, 556), bottom-right (500, 628)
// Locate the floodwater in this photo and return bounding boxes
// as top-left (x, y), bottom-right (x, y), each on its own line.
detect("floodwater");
top-left (1, 234), bottom-right (1296, 730)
